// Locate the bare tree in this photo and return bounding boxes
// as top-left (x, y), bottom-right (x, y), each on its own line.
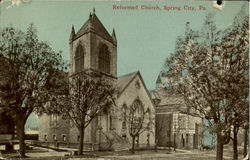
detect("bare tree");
top-left (123, 98), bottom-right (152, 153)
top-left (0, 24), bottom-right (65, 158)
top-left (57, 71), bottom-right (116, 155)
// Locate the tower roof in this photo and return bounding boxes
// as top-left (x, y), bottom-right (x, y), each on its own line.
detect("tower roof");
top-left (69, 25), bottom-right (75, 42)
top-left (74, 11), bottom-right (114, 43)
top-left (112, 28), bottom-right (117, 45)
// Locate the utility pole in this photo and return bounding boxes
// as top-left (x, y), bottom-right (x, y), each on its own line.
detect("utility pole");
top-left (174, 124), bottom-right (176, 151)
top-left (169, 121), bottom-right (171, 152)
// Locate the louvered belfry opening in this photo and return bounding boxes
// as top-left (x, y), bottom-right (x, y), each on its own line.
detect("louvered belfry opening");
top-left (75, 45), bottom-right (84, 73)
top-left (98, 43), bottom-right (110, 74)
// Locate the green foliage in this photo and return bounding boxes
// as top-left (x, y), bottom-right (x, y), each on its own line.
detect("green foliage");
top-left (0, 24), bottom-right (66, 157)
top-left (0, 24), bottom-right (66, 120)
top-left (160, 6), bottom-right (249, 154)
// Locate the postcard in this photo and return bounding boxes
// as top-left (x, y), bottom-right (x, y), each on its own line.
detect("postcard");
top-left (0, 0), bottom-right (249, 159)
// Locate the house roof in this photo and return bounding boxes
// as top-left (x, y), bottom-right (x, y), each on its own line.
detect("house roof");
top-left (152, 87), bottom-right (202, 117)
top-left (158, 95), bottom-right (185, 106)
top-left (150, 87), bottom-right (186, 111)
top-left (74, 12), bottom-right (114, 43)
top-left (150, 90), bottom-right (161, 100)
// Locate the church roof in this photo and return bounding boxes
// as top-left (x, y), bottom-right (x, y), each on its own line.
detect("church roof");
top-left (115, 71), bottom-right (155, 108)
top-left (115, 71), bottom-right (138, 96)
top-left (74, 12), bottom-right (114, 43)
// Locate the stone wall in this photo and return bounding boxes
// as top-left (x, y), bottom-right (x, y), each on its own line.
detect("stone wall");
top-left (69, 119), bottom-right (96, 143)
top-left (38, 114), bottom-right (70, 142)
top-left (70, 29), bottom-right (117, 78)
top-left (69, 32), bottom-right (91, 75)
top-left (155, 110), bottom-right (203, 149)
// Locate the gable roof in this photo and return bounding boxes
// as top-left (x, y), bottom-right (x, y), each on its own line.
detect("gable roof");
top-left (115, 71), bottom-right (138, 96)
top-left (150, 87), bottom-right (184, 106)
top-left (74, 13), bottom-right (114, 43)
top-left (115, 71), bottom-right (155, 108)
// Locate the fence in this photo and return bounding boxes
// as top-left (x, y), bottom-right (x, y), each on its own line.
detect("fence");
top-left (31, 140), bottom-right (110, 151)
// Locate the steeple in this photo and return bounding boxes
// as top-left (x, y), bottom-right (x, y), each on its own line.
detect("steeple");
top-left (69, 9), bottom-right (117, 77)
top-left (112, 28), bottom-right (117, 45)
top-left (156, 74), bottom-right (163, 90)
top-left (73, 9), bottom-right (113, 43)
top-left (69, 25), bottom-right (75, 42)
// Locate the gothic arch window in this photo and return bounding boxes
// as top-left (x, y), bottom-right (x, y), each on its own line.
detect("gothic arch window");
top-left (131, 99), bottom-right (144, 119)
top-left (135, 100), bottom-right (143, 115)
top-left (75, 44), bottom-right (84, 73)
top-left (98, 44), bottom-right (110, 74)
top-left (122, 104), bottom-right (127, 120)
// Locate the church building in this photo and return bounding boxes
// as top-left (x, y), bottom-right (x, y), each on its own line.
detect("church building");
top-left (38, 9), bottom-right (155, 151)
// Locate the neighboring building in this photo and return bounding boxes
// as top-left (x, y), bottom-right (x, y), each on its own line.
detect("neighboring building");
top-left (151, 75), bottom-right (203, 149)
top-left (39, 9), bottom-right (155, 151)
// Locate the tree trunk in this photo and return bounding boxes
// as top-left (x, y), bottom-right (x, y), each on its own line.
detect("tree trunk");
top-left (233, 125), bottom-right (238, 160)
top-left (78, 124), bottom-right (85, 155)
top-left (18, 118), bottom-right (26, 158)
top-left (216, 133), bottom-right (224, 160)
top-left (243, 128), bottom-right (248, 157)
top-left (131, 136), bottom-right (135, 154)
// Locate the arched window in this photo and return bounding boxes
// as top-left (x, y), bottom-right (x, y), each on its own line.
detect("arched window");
top-left (98, 44), bottom-right (110, 74)
top-left (122, 104), bottom-right (127, 121)
top-left (75, 45), bottom-right (84, 73)
top-left (131, 99), bottom-right (144, 120)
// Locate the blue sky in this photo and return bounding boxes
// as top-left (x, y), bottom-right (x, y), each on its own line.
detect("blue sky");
top-left (1, 0), bottom-right (247, 91)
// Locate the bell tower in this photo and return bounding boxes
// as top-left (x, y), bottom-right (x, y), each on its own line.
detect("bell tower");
top-left (69, 8), bottom-right (117, 78)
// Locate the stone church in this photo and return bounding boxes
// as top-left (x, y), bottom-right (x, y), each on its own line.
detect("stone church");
top-left (38, 9), bottom-right (155, 151)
